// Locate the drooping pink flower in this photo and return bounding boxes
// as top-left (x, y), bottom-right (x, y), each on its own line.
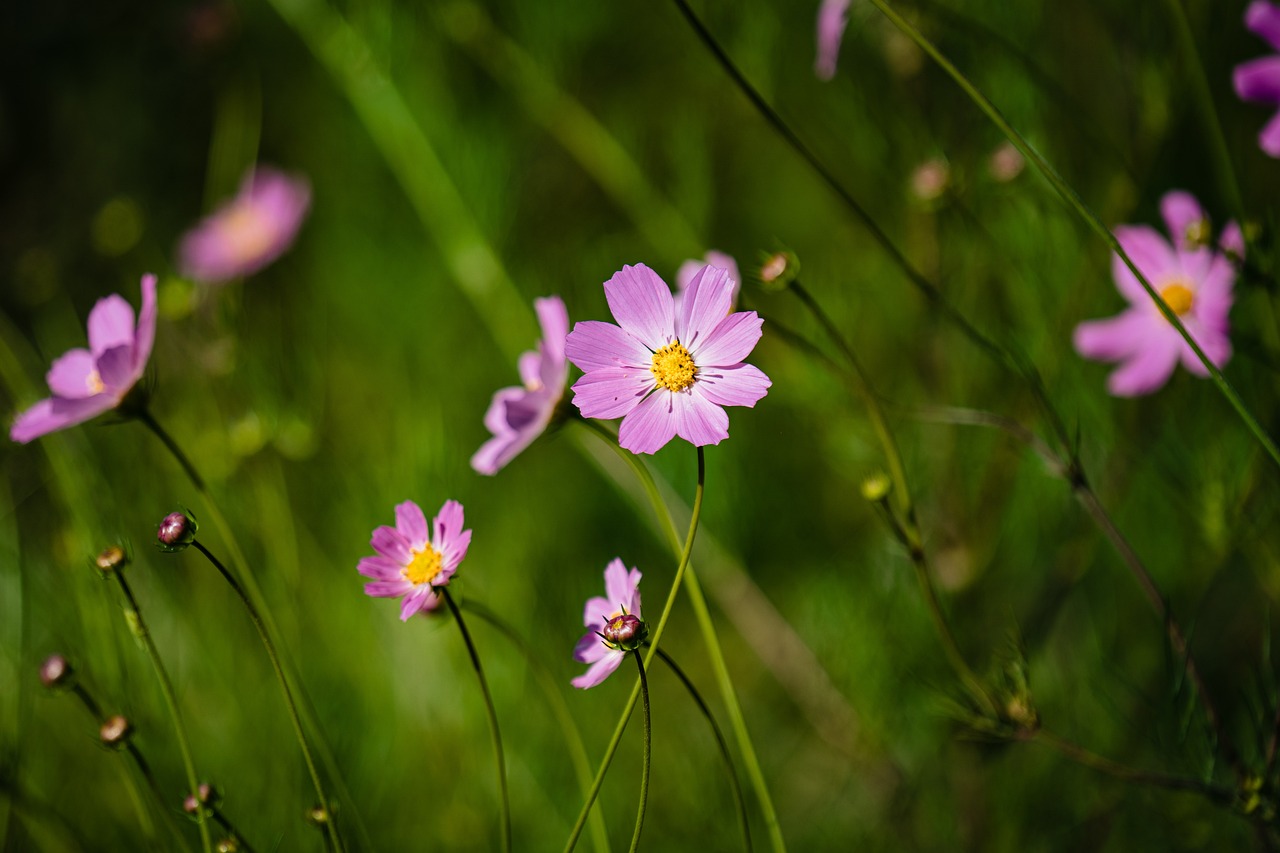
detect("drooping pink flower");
top-left (178, 166), bottom-right (311, 283)
top-left (572, 559), bottom-right (644, 690)
top-left (471, 296), bottom-right (569, 475)
top-left (358, 500), bottom-right (472, 621)
top-left (564, 264), bottom-right (771, 455)
top-left (1234, 1), bottom-right (1280, 157)
top-left (1073, 191), bottom-right (1241, 397)
top-left (676, 251), bottom-right (740, 312)
top-left (10, 274), bottom-right (157, 444)
top-left (815, 0), bottom-right (852, 81)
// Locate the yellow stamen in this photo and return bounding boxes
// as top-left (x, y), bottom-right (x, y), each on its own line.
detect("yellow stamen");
top-left (1159, 283), bottom-right (1194, 317)
top-left (403, 544), bottom-right (443, 586)
top-left (650, 341), bottom-right (697, 392)
top-left (87, 369), bottom-right (105, 395)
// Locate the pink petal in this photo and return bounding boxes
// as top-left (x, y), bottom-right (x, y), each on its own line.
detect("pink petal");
top-left (133, 274), bottom-right (157, 374)
top-left (583, 595), bottom-right (615, 630)
top-left (433, 500), bottom-right (470, 567)
top-left (570, 367), bottom-right (653, 420)
top-left (815, 0), bottom-right (852, 81)
top-left (1219, 222), bottom-right (1245, 258)
top-left (86, 294), bottom-right (136, 357)
top-left (1195, 256), bottom-right (1238, 327)
top-left (676, 265), bottom-right (733, 349)
top-left (574, 631), bottom-right (607, 664)
top-left (617, 389), bottom-right (679, 454)
top-left (371, 525), bottom-right (412, 565)
top-left (534, 296), bottom-right (569, 364)
top-left (1246, 0), bottom-right (1280, 52)
top-left (1106, 332), bottom-right (1181, 397)
top-left (94, 346), bottom-right (136, 393)
top-left (1112, 226), bottom-right (1177, 305)
top-left (1160, 191), bottom-right (1205, 251)
top-left (1260, 110), bottom-right (1280, 157)
top-left (517, 351), bottom-right (542, 388)
top-left (676, 259), bottom-right (706, 292)
top-left (674, 388), bottom-right (730, 447)
top-left (603, 559), bottom-right (636, 607)
top-left (1178, 318), bottom-right (1232, 375)
top-left (364, 579), bottom-right (413, 597)
top-left (603, 264), bottom-right (675, 351)
top-left (9, 395), bottom-right (117, 444)
top-left (440, 529), bottom-right (471, 572)
top-left (696, 363), bottom-right (772, 408)
top-left (45, 349), bottom-right (101, 399)
top-left (1073, 310), bottom-right (1154, 362)
top-left (692, 311), bottom-right (765, 367)
top-left (400, 585), bottom-right (439, 621)
top-left (571, 651), bottom-right (625, 689)
top-left (1235, 56), bottom-right (1280, 103)
top-left (395, 500), bottom-right (429, 551)
top-left (564, 321), bottom-right (653, 372)
top-left (358, 556), bottom-right (404, 580)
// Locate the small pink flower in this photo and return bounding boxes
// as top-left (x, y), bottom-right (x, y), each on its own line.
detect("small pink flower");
top-left (1073, 191), bottom-right (1241, 397)
top-left (178, 166), bottom-right (311, 283)
top-left (564, 263), bottom-right (771, 455)
top-left (1234, 1), bottom-right (1280, 157)
top-left (572, 559), bottom-right (644, 689)
top-left (358, 500), bottom-right (472, 621)
top-left (676, 251), bottom-right (740, 312)
top-left (471, 296), bottom-right (569, 475)
top-left (10, 274), bottom-right (157, 443)
top-left (815, 0), bottom-right (852, 81)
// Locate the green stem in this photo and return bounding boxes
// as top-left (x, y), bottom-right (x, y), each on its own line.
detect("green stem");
top-left (1033, 730), bottom-right (1233, 804)
top-left (113, 572), bottom-right (213, 853)
top-left (190, 540), bottom-right (343, 853)
top-left (564, 446), bottom-right (706, 853)
top-left (654, 648), bottom-right (751, 852)
top-left (441, 589), bottom-right (511, 853)
top-left (627, 652), bottom-right (651, 853)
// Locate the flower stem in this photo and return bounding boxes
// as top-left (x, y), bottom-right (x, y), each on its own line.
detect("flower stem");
top-left (654, 648), bottom-right (751, 852)
top-left (1033, 729), bottom-right (1234, 804)
top-left (627, 652), bottom-right (652, 853)
top-left (112, 572), bottom-right (213, 853)
top-left (441, 588), bottom-right (511, 853)
top-left (564, 446), bottom-right (705, 853)
top-left (134, 408), bottom-right (205, 492)
top-left (190, 540), bottom-right (343, 853)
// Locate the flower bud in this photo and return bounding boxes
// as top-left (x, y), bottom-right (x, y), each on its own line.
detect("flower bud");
top-left (305, 805), bottom-right (331, 827)
top-left (861, 472), bottom-right (892, 502)
top-left (157, 509), bottom-right (198, 552)
top-left (759, 251), bottom-right (799, 292)
top-left (602, 613), bottom-right (647, 652)
top-left (183, 782), bottom-right (220, 815)
top-left (215, 839), bottom-right (240, 853)
top-left (99, 714), bottom-right (134, 748)
top-left (40, 654), bottom-right (73, 689)
top-left (95, 545), bottom-right (129, 574)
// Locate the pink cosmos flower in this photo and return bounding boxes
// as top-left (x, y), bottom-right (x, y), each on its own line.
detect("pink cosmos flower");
top-left (1073, 191), bottom-right (1242, 397)
top-left (815, 0), bottom-right (852, 81)
top-left (471, 296), bottom-right (569, 475)
top-left (572, 559), bottom-right (644, 689)
top-left (1235, 1), bottom-right (1280, 157)
top-left (676, 250), bottom-right (740, 312)
top-left (564, 264), bottom-right (771, 455)
top-left (358, 500), bottom-right (472, 621)
top-left (178, 166), bottom-right (311, 283)
top-left (10, 274), bottom-right (157, 444)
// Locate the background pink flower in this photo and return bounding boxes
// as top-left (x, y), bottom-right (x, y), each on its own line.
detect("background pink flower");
top-left (571, 559), bottom-right (643, 689)
top-left (471, 296), bottom-right (569, 475)
top-left (1073, 191), bottom-right (1241, 397)
top-left (178, 166), bottom-right (311, 283)
top-left (564, 263), bottom-right (771, 455)
top-left (676, 250), bottom-right (740, 311)
top-left (1234, 0), bottom-right (1280, 157)
top-left (815, 0), bottom-right (853, 81)
top-left (10, 274), bottom-right (157, 443)
top-left (358, 500), bottom-right (472, 621)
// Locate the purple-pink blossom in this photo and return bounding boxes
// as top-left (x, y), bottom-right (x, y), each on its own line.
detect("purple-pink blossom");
top-left (564, 263), bottom-right (771, 455)
top-left (358, 500), bottom-right (472, 621)
top-left (1073, 191), bottom-right (1241, 397)
top-left (1235, 1), bottom-right (1280, 157)
top-left (178, 166), bottom-right (311, 283)
top-left (676, 251), bottom-right (740, 311)
top-left (471, 296), bottom-right (569, 475)
top-left (10, 274), bottom-right (157, 444)
top-left (572, 559), bottom-right (644, 689)
top-left (815, 0), bottom-right (852, 81)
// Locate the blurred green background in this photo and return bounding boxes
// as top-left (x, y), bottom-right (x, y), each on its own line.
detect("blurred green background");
top-left (4, 0), bottom-right (1280, 849)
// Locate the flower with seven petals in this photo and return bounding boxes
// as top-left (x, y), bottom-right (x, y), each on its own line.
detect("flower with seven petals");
top-left (359, 500), bottom-right (472, 620)
top-left (572, 559), bottom-right (644, 689)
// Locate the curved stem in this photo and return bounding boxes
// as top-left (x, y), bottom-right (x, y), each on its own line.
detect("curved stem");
top-left (627, 652), bottom-right (651, 853)
top-left (564, 446), bottom-right (706, 852)
top-left (441, 589), bottom-right (511, 853)
top-left (655, 648), bottom-right (751, 852)
top-left (113, 573), bottom-right (213, 853)
top-left (1034, 729), bottom-right (1234, 804)
top-left (190, 540), bottom-right (342, 853)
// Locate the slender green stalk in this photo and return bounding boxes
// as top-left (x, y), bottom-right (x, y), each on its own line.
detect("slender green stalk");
top-left (441, 589), bottom-right (511, 853)
top-left (112, 572), bottom-right (213, 853)
top-left (464, 601), bottom-right (612, 853)
top-left (1034, 729), bottom-right (1233, 804)
top-left (190, 540), bottom-right (343, 853)
top-left (627, 652), bottom-right (652, 853)
top-left (564, 447), bottom-right (706, 852)
top-left (655, 648), bottom-right (751, 852)
top-left (123, 742), bottom-right (188, 853)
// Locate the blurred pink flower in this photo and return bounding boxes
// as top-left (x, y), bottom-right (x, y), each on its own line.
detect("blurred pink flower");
top-left (572, 559), bottom-right (644, 689)
top-left (1073, 191), bottom-right (1241, 396)
top-left (358, 500), bottom-right (472, 621)
top-left (564, 263), bottom-right (771, 454)
top-left (178, 166), bottom-right (311, 283)
top-left (10, 274), bottom-right (157, 443)
top-left (676, 250), bottom-right (740, 311)
top-left (815, 0), bottom-right (852, 81)
top-left (471, 296), bottom-right (569, 475)
top-left (1234, 1), bottom-right (1280, 157)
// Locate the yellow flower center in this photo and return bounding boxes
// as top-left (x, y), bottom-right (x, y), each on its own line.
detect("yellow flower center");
top-left (1159, 282), bottom-right (1194, 317)
top-left (86, 369), bottom-right (105, 394)
top-left (403, 543), bottom-right (443, 586)
top-left (650, 341), bottom-right (697, 392)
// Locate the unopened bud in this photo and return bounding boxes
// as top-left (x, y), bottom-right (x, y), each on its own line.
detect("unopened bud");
top-left (759, 251), bottom-right (798, 291)
top-left (95, 545), bottom-right (129, 574)
top-left (305, 805), bottom-right (331, 827)
top-left (215, 839), bottom-right (240, 853)
top-left (157, 509), bottom-right (197, 552)
top-left (40, 654), bottom-right (73, 689)
top-left (1183, 218), bottom-right (1211, 250)
top-left (861, 473), bottom-right (892, 502)
top-left (988, 141), bottom-right (1024, 183)
top-left (183, 782), bottom-right (219, 815)
top-left (99, 714), bottom-right (134, 748)
top-left (910, 158), bottom-right (950, 202)
top-left (601, 613), bottom-right (647, 652)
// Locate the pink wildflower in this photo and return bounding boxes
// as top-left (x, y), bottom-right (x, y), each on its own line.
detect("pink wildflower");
top-left (815, 0), bottom-right (852, 81)
top-left (178, 166), bottom-right (311, 283)
top-left (358, 500), bottom-right (472, 621)
top-left (564, 263), bottom-right (771, 455)
top-left (1235, 1), bottom-right (1280, 157)
top-left (572, 559), bottom-right (644, 689)
top-left (1073, 191), bottom-right (1241, 397)
top-left (471, 297), bottom-right (569, 475)
top-left (10, 274), bottom-right (157, 443)
top-left (676, 251), bottom-right (740, 312)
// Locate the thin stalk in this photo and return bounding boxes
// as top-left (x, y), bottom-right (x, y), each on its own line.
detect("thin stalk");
top-left (112, 572), bottom-right (213, 853)
top-left (210, 808), bottom-right (257, 853)
top-left (1034, 730), bottom-right (1234, 804)
top-left (190, 540), bottom-right (343, 853)
top-left (441, 588), bottom-right (511, 853)
top-left (654, 648), bottom-right (751, 852)
top-left (627, 652), bottom-right (652, 853)
top-left (564, 447), bottom-right (706, 853)
top-left (123, 742), bottom-right (184, 851)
